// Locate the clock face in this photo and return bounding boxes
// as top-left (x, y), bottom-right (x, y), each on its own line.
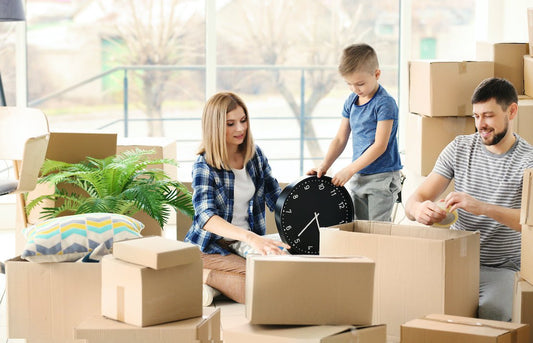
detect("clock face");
top-left (275, 175), bottom-right (354, 255)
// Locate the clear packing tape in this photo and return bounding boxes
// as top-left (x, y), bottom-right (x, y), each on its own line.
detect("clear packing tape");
top-left (432, 200), bottom-right (458, 228)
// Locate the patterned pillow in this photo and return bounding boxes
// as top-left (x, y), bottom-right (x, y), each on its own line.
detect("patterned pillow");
top-left (22, 213), bottom-right (144, 263)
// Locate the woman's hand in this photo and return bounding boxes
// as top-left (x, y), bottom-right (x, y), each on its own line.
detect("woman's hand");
top-left (247, 232), bottom-right (291, 255)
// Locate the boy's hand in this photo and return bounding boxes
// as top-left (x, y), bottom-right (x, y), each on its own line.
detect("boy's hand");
top-left (306, 166), bottom-right (327, 178)
top-left (332, 167), bottom-right (355, 187)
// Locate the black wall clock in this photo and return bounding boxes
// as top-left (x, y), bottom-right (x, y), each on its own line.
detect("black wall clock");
top-left (275, 175), bottom-right (354, 255)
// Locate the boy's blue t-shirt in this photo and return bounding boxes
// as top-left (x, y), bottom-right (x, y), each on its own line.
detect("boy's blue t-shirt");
top-left (342, 85), bottom-right (402, 175)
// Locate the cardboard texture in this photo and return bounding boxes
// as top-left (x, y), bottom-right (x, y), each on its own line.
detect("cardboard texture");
top-left (6, 257), bottom-right (101, 343)
top-left (409, 60), bottom-right (494, 117)
top-left (75, 307), bottom-right (221, 343)
top-left (320, 221), bottom-right (480, 340)
top-left (223, 323), bottom-right (387, 343)
top-left (401, 313), bottom-right (530, 343)
top-left (476, 42), bottom-right (529, 94)
top-left (516, 97), bottom-right (533, 145)
top-left (112, 236), bottom-right (200, 270)
top-left (101, 254), bottom-right (202, 327)
top-left (405, 113), bottom-right (476, 176)
top-left (116, 136), bottom-right (178, 178)
top-left (513, 273), bottom-right (533, 343)
top-left (522, 169), bottom-right (533, 225)
top-left (525, 56), bottom-right (533, 97)
top-left (245, 255), bottom-right (374, 326)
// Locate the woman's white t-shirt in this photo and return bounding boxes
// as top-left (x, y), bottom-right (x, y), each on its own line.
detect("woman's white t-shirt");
top-left (231, 167), bottom-right (255, 231)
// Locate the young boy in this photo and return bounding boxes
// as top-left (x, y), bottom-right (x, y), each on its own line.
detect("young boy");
top-left (307, 43), bottom-right (402, 221)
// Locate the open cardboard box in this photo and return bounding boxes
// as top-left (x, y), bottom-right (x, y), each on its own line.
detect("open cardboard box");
top-left (320, 220), bottom-right (480, 340)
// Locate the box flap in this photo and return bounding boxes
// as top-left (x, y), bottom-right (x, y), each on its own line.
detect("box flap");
top-left (522, 169), bottom-right (533, 225)
top-left (112, 236), bottom-right (200, 269)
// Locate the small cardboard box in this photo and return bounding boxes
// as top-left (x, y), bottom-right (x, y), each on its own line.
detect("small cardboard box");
top-left (101, 247), bottom-right (202, 327)
top-left (476, 42), bottom-right (529, 94)
top-left (401, 314), bottom-right (530, 343)
top-left (245, 255), bottom-right (375, 326)
top-left (320, 221), bottom-right (480, 340)
top-left (6, 257), bottom-right (101, 343)
top-left (409, 60), bottom-right (494, 117)
top-left (513, 273), bottom-right (533, 343)
top-left (528, 8), bottom-right (533, 56)
top-left (223, 323), bottom-right (387, 343)
top-left (75, 307), bottom-right (221, 343)
top-left (405, 112), bottom-right (476, 176)
top-left (112, 236), bottom-right (200, 270)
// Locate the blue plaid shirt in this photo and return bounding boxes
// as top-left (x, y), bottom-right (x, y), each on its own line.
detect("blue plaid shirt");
top-left (184, 145), bottom-right (281, 255)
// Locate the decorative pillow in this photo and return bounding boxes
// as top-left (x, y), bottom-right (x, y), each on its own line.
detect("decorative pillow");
top-left (22, 213), bottom-right (144, 263)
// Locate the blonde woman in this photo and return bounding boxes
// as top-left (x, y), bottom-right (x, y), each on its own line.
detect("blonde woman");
top-left (185, 92), bottom-right (289, 305)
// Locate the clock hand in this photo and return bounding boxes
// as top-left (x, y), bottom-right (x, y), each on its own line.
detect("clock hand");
top-left (298, 212), bottom-right (320, 237)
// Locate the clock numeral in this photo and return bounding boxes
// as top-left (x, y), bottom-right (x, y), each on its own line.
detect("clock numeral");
top-left (330, 189), bottom-right (338, 197)
top-left (285, 225), bottom-right (292, 231)
top-left (293, 238), bottom-right (301, 244)
top-left (318, 183), bottom-right (325, 191)
top-left (304, 185), bottom-right (310, 190)
top-left (307, 245), bottom-right (314, 251)
top-left (339, 202), bottom-right (346, 209)
top-left (292, 194), bottom-right (299, 200)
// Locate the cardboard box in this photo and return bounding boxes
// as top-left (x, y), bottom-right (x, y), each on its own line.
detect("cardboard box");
top-left (101, 252), bottom-right (202, 327)
top-left (75, 307), bottom-right (221, 343)
top-left (320, 221), bottom-right (480, 340)
top-left (112, 236), bottom-right (200, 270)
top-left (522, 169), bottom-right (533, 225)
top-left (223, 323), bottom-right (387, 343)
top-left (517, 97), bottom-right (533, 144)
top-left (409, 60), bottom-right (494, 117)
top-left (476, 42), bottom-right (529, 94)
top-left (405, 112), bottom-right (476, 176)
top-left (6, 256), bottom-right (101, 343)
top-left (245, 255), bottom-right (375, 326)
top-left (116, 137), bottom-right (177, 179)
top-left (513, 273), bottom-right (533, 343)
top-left (401, 313), bottom-right (530, 343)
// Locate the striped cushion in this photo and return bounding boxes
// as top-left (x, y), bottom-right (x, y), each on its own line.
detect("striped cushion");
top-left (22, 213), bottom-right (144, 262)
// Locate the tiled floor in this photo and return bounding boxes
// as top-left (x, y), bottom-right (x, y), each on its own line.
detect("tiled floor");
top-left (0, 167), bottom-right (426, 342)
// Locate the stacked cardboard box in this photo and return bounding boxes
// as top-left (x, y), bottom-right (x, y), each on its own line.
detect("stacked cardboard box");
top-left (515, 169), bottom-right (533, 343)
top-left (101, 236), bottom-right (202, 327)
top-left (320, 221), bottom-right (480, 341)
top-left (406, 60), bottom-right (490, 176)
top-left (224, 254), bottom-right (384, 343)
top-left (75, 307), bottom-right (222, 343)
top-left (401, 314), bottom-right (529, 342)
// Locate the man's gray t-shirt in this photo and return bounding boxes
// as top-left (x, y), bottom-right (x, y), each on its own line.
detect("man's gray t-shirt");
top-left (433, 133), bottom-right (533, 270)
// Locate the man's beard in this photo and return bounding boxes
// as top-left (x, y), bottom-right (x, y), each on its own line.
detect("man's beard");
top-left (480, 121), bottom-right (508, 146)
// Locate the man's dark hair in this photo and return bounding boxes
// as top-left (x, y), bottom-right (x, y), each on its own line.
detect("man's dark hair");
top-left (471, 77), bottom-right (518, 111)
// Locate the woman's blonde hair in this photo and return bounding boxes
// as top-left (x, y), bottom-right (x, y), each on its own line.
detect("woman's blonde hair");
top-left (198, 92), bottom-right (255, 170)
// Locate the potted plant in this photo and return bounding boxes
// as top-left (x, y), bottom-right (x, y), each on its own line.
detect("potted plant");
top-left (25, 149), bottom-right (194, 227)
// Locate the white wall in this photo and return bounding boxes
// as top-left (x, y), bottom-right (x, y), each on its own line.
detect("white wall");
top-left (476, 0), bottom-right (533, 42)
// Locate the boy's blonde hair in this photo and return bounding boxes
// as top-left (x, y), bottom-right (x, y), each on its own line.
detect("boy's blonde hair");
top-left (198, 92), bottom-right (255, 170)
top-left (338, 43), bottom-right (379, 76)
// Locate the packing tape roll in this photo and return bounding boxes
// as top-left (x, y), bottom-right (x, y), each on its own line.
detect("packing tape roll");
top-left (433, 201), bottom-right (458, 228)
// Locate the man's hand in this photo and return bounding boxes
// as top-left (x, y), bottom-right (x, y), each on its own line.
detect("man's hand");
top-left (412, 200), bottom-right (447, 226)
top-left (444, 191), bottom-right (484, 216)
